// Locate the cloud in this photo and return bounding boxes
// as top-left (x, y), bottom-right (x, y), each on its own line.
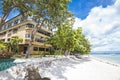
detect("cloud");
top-left (73, 18), bottom-right (82, 29)
top-left (73, 0), bottom-right (120, 51)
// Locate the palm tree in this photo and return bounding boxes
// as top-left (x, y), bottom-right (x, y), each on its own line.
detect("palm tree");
top-left (10, 36), bottom-right (23, 54)
top-left (4, 42), bottom-right (12, 52)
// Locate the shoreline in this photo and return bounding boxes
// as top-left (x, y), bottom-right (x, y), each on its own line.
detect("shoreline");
top-left (90, 55), bottom-right (120, 67)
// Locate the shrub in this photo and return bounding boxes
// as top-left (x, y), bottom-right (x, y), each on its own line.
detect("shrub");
top-left (0, 50), bottom-right (13, 59)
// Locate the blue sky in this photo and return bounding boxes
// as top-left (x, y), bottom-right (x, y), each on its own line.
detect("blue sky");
top-left (68, 0), bottom-right (115, 19)
top-left (0, 0), bottom-right (115, 20)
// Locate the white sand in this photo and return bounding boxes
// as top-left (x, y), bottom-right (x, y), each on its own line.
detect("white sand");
top-left (0, 56), bottom-right (120, 80)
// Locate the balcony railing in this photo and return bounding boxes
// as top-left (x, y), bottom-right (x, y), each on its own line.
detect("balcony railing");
top-left (0, 15), bottom-right (53, 32)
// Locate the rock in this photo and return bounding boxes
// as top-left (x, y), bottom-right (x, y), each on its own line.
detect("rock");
top-left (24, 66), bottom-right (50, 80)
top-left (24, 66), bottom-right (42, 80)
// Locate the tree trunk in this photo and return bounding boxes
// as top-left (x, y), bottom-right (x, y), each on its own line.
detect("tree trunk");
top-left (64, 50), bottom-right (68, 56)
top-left (25, 43), bottom-right (31, 58)
top-left (44, 48), bottom-right (46, 57)
top-left (25, 18), bottom-right (46, 58)
top-left (25, 30), bottom-right (34, 58)
top-left (64, 50), bottom-right (70, 56)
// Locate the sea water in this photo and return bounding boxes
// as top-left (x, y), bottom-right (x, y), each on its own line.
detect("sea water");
top-left (92, 53), bottom-right (120, 64)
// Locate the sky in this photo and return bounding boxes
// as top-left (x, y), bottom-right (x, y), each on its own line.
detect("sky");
top-left (71, 0), bottom-right (120, 51)
top-left (68, 0), bottom-right (115, 19)
top-left (0, 0), bottom-right (120, 51)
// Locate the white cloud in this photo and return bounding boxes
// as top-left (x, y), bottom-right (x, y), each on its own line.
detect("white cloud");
top-left (73, 17), bottom-right (82, 29)
top-left (73, 0), bottom-right (120, 51)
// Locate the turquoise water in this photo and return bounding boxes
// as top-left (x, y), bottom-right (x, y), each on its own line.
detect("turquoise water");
top-left (0, 59), bottom-right (16, 71)
top-left (0, 59), bottom-right (25, 71)
top-left (92, 54), bottom-right (120, 64)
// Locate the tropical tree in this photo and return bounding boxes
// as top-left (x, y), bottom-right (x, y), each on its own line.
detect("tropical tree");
top-left (0, 0), bottom-right (74, 58)
top-left (4, 42), bottom-right (12, 52)
top-left (10, 36), bottom-right (23, 54)
top-left (74, 28), bottom-right (91, 55)
top-left (48, 26), bottom-right (91, 56)
top-left (47, 22), bottom-right (75, 55)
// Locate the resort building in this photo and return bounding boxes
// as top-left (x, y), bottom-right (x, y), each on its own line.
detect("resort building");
top-left (0, 15), bottom-right (52, 54)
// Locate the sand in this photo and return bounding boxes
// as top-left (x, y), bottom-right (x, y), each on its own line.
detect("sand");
top-left (0, 56), bottom-right (120, 80)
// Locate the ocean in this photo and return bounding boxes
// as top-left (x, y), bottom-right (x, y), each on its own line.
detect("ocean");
top-left (92, 53), bottom-right (120, 64)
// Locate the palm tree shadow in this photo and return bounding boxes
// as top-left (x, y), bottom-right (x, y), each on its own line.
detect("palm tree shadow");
top-left (41, 58), bottom-right (85, 80)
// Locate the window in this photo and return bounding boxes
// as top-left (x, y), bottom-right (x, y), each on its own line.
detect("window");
top-left (33, 47), bottom-right (38, 51)
top-left (35, 37), bottom-right (39, 42)
top-left (7, 38), bottom-right (10, 42)
top-left (14, 19), bottom-right (19, 25)
top-left (8, 22), bottom-right (12, 27)
top-left (25, 34), bottom-right (31, 38)
top-left (0, 32), bottom-right (6, 36)
top-left (26, 24), bottom-right (34, 28)
top-left (44, 24), bottom-right (47, 29)
top-left (39, 48), bottom-right (45, 51)
top-left (50, 29), bottom-right (52, 31)
top-left (1, 26), bottom-right (4, 30)
top-left (46, 33), bottom-right (51, 36)
top-left (13, 28), bottom-right (18, 33)
top-left (3, 25), bottom-right (6, 29)
top-left (37, 29), bottom-right (45, 35)
top-left (35, 37), bottom-right (45, 43)
top-left (32, 17), bottom-right (38, 22)
top-left (20, 16), bottom-right (27, 22)
top-left (8, 29), bottom-right (12, 32)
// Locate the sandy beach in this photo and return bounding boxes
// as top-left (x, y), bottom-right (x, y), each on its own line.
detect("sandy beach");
top-left (0, 56), bottom-right (120, 80)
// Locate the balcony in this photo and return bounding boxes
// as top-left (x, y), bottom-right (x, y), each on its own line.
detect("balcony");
top-left (7, 33), bottom-right (12, 37)
top-left (36, 32), bottom-right (48, 38)
top-left (37, 29), bottom-right (51, 37)
top-left (25, 39), bottom-right (31, 44)
top-left (0, 32), bottom-right (6, 39)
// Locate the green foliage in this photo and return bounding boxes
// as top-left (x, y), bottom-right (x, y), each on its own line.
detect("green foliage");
top-left (0, 42), bottom-right (6, 50)
top-left (49, 47), bottom-right (55, 55)
top-left (48, 25), bottom-right (91, 55)
top-left (74, 28), bottom-right (91, 55)
top-left (0, 0), bottom-right (73, 28)
top-left (0, 36), bottom-right (23, 59)
top-left (38, 51), bottom-right (44, 58)
top-left (0, 50), bottom-right (13, 59)
top-left (9, 36), bottom-right (23, 54)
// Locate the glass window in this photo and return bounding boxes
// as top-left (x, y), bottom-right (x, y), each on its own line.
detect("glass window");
top-left (8, 29), bottom-right (12, 32)
top-left (13, 28), bottom-right (18, 33)
top-left (39, 48), bottom-right (44, 51)
top-left (32, 17), bottom-right (38, 22)
top-left (20, 16), bottom-right (27, 22)
top-left (25, 34), bottom-right (31, 38)
top-left (2, 26), bottom-right (4, 30)
top-left (33, 47), bottom-right (38, 51)
top-left (26, 24), bottom-right (34, 28)
top-left (4, 25), bottom-right (6, 29)
top-left (8, 23), bottom-right (12, 27)
top-left (50, 29), bottom-right (52, 31)
top-left (14, 19), bottom-right (19, 25)
top-left (7, 38), bottom-right (10, 41)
